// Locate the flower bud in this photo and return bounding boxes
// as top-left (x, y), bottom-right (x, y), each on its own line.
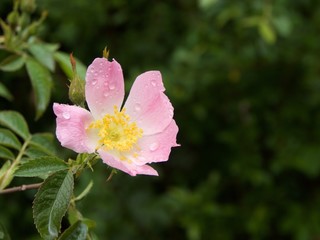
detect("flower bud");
top-left (68, 53), bottom-right (85, 106)
top-left (7, 11), bottom-right (19, 27)
top-left (20, 0), bottom-right (37, 14)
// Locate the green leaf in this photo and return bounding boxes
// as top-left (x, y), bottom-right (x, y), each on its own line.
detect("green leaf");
top-left (0, 146), bottom-right (14, 160)
top-left (58, 221), bottom-right (88, 240)
top-left (25, 57), bottom-right (53, 120)
top-left (0, 55), bottom-right (25, 72)
top-left (28, 43), bottom-right (55, 72)
top-left (258, 20), bottom-right (276, 44)
top-left (25, 147), bottom-right (52, 158)
top-left (33, 170), bottom-right (74, 240)
top-left (29, 133), bottom-right (56, 156)
top-left (0, 222), bottom-right (11, 240)
top-left (0, 160), bottom-right (14, 190)
top-left (43, 43), bottom-right (60, 52)
top-left (15, 156), bottom-right (68, 178)
top-left (0, 128), bottom-right (21, 150)
top-left (0, 161), bottom-right (11, 180)
top-left (0, 111), bottom-right (30, 140)
top-left (0, 82), bottom-right (13, 101)
top-left (54, 52), bottom-right (86, 81)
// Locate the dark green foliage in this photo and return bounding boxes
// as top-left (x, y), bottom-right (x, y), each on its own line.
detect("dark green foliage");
top-left (1, 0), bottom-right (320, 239)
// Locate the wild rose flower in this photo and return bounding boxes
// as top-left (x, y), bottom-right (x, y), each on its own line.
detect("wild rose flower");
top-left (53, 58), bottom-right (179, 176)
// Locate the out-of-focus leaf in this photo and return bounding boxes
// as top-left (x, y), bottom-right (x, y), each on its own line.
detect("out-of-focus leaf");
top-left (0, 222), bottom-right (11, 240)
top-left (0, 111), bottom-right (30, 140)
top-left (43, 42), bottom-right (60, 52)
top-left (0, 146), bottom-right (14, 160)
top-left (199, 0), bottom-right (218, 10)
top-left (0, 82), bottom-right (13, 101)
top-left (28, 43), bottom-right (55, 71)
top-left (273, 16), bottom-right (292, 37)
top-left (0, 128), bottom-right (21, 150)
top-left (259, 20), bottom-right (276, 44)
top-left (0, 161), bottom-right (11, 180)
top-left (54, 52), bottom-right (86, 81)
top-left (33, 170), bottom-right (74, 240)
top-left (58, 221), bottom-right (88, 240)
top-left (25, 57), bottom-right (53, 120)
top-left (15, 156), bottom-right (68, 178)
top-left (0, 55), bottom-right (25, 72)
top-left (0, 19), bottom-right (12, 47)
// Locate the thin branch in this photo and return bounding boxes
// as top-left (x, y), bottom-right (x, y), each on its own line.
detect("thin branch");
top-left (0, 182), bottom-right (42, 195)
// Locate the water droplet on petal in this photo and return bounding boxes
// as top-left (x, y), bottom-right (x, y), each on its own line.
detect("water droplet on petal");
top-left (151, 80), bottom-right (157, 86)
top-left (169, 108), bottom-right (174, 118)
top-left (134, 103), bottom-right (141, 111)
top-left (62, 112), bottom-right (70, 120)
top-left (92, 79), bottom-right (97, 85)
top-left (149, 142), bottom-right (159, 151)
top-left (109, 83), bottom-right (115, 90)
top-left (104, 92), bottom-right (109, 97)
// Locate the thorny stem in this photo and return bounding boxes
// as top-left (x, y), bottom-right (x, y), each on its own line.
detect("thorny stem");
top-left (0, 182), bottom-right (42, 194)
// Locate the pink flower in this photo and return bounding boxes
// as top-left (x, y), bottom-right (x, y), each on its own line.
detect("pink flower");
top-left (53, 58), bottom-right (179, 176)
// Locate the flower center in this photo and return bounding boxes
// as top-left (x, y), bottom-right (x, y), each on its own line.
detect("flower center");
top-left (89, 106), bottom-right (143, 153)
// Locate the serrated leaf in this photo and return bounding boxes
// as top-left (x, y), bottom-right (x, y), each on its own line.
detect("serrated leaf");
top-left (0, 82), bottom-right (13, 101)
top-left (25, 57), bottom-right (53, 120)
top-left (0, 128), bottom-right (21, 150)
top-left (0, 111), bottom-right (30, 140)
top-left (54, 52), bottom-right (86, 81)
top-left (0, 160), bottom-right (15, 190)
top-left (28, 43), bottom-right (55, 72)
top-left (0, 222), bottom-right (11, 240)
top-left (58, 221), bottom-right (88, 240)
top-left (0, 146), bottom-right (14, 160)
top-left (0, 55), bottom-right (25, 72)
top-left (33, 170), bottom-right (74, 240)
top-left (25, 147), bottom-right (52, 158)
top-left (29, 133), bottom-right (56, 156)
top-left (16, 155), bottom-right (67, 177)
top-left (15, 156), bottom-right (68, 178)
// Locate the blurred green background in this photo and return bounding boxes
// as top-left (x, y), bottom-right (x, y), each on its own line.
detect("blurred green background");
top-left (1, 0), bottom-right (320, 239)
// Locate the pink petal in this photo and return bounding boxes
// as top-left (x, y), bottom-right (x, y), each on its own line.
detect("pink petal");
top-left (124, 71), bottom-right (174, 135)
top-left (98, 151), bottom-right (158, 176)
top-left (133, 120), bottom-right (179, 165)
top-left (53, 103), bottom-right (96, 153)
top-left (85, 58), bottom-right (124, 119)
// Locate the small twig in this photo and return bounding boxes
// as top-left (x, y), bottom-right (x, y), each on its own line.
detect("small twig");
top-left (0, 183), bottom-right (42, 195)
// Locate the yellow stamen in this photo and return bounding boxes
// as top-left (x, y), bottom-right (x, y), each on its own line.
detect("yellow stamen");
top-left (88, 106), bottom-right (143, 160)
